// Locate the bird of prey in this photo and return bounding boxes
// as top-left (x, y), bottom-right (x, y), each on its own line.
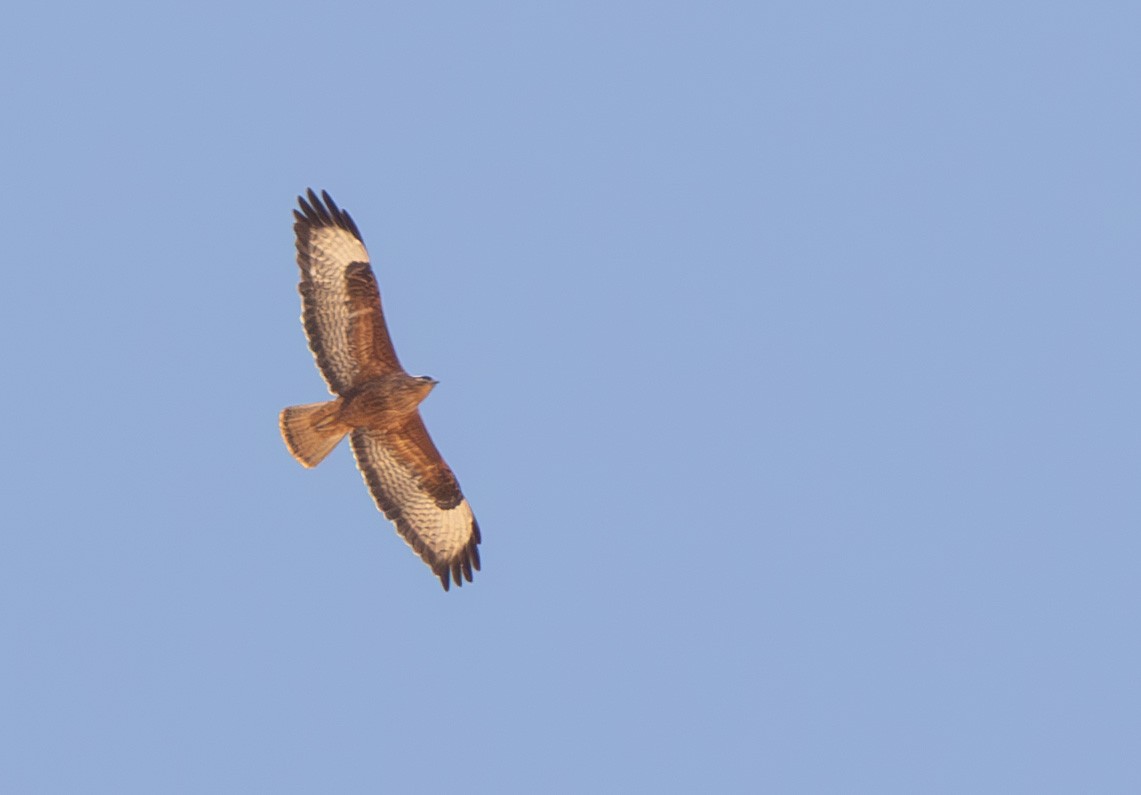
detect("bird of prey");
top-left (279, 189), bottom-right (480, 590)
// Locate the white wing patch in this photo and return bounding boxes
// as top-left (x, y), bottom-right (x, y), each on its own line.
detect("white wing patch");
top-left (309, 226), bottom-right (369, 271)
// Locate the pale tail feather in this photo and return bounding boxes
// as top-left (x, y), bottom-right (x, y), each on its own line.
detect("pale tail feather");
top-left (280, 400), bottom-right (347, 468)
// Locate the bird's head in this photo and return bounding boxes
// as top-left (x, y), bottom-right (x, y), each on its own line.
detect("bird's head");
top-left (384, 374), bottom-right (439, 413)
top-left (409, 375), bottom-right (438, 404)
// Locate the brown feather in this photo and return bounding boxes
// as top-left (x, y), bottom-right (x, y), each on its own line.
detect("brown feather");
top-left (387, 414), bottom-right (466, 509)
top-left (280, 400), bottom-right (348, 468)
top-left (344, 262), bottom-right (402, 379)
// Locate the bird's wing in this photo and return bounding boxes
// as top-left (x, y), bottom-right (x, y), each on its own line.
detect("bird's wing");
top-left (293, 189), bottom-right (402, 394)
top-left (349, 415), bottom-right (480, 590)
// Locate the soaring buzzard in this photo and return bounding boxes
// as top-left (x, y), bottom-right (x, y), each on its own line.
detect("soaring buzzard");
top-left (279, 190), bottom-right (480, 590)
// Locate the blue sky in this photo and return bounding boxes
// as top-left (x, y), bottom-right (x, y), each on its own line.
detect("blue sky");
top-left (2, 2), bottom-right (1139, 792)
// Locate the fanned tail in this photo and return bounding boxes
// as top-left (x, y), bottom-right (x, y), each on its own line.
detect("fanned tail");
top-left (279, 400), bottom-right (348, 468)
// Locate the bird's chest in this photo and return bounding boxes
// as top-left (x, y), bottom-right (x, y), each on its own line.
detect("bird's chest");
top-left (340, 379), bottom-right (415, 428)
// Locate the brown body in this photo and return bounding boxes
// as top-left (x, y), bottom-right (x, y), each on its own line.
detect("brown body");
top-left (341, 375), bottom-right (437, 427)
top-left (279, 190), bottom-right (480, 590)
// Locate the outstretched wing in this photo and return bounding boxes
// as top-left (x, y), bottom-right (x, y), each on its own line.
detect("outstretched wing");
top-left (349, 415), bottom-right (481, 590)
top-left (293, 189), bottom-right (402, 395)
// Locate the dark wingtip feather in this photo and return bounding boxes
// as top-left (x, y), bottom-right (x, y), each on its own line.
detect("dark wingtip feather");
top-left (295, 188), bottom-right (364, 242)
top-left (305, 187), bottom-right (322, 211)
top-left (434, 543), bottom-right (478, 592)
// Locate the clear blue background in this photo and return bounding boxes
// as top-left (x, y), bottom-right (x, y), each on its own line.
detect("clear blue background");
top-left (2, 2), bottom-right (1139, 792)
